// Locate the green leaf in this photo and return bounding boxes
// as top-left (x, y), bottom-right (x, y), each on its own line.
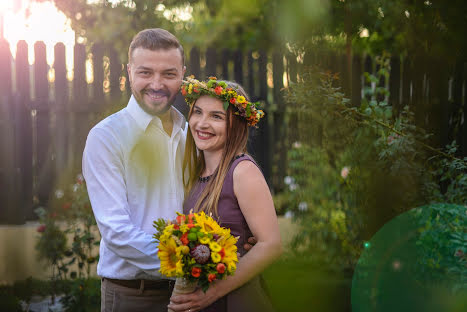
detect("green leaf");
top-left (223, 101), bottom-right (229, 111)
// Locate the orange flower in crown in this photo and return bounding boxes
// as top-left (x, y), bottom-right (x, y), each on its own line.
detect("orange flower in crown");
top-left (180, 76), bottom-right (265, 127)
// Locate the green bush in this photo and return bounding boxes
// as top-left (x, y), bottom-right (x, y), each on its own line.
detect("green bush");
top-left (35, 174), bottom-right (101, 311)
top-left (277, 54), bottom-right (467, 274)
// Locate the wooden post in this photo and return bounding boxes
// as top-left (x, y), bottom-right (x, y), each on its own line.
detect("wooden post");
top-left (401, 57), bottom-right (411, 108)
top-left (247, 50), bottom-right (255, 97)
top-left (92, 43), bottom-right (104, 103)
top-left (0, 39), bottom-right (16, 223)
top-left (411, 57), bottom-right (424, 127)
top-left (109, 47), bottom-right (122, 99)
top-left (426, 57), bottom-right (449, 148)
top-left (351, 54), bottom-right (362, 107)
top-left (452, 59), bottom-right (465, 156)
top-left (33, 41), bottom-right (54, 208)
top-left (221, 49), bottom-right (230, 80)
top-left (272, 51), bottom-right (285, 192)
top-left (72, 43), bottom-right (89, 171)
top-left (256, 50), bottom-right (270, 184)
top-left (205, 47), bottom-right (217, 78)
top-left (363, 55), bottom-right (373, 102)
top-left (287, 52), bottom-right (299, 144)
top-left (389, 56), bottom-right (401, 114)
top-left (53, 42), bottom-right (69, 191)
top-left (340, 53), bottom-right (350, 97)
top-left (15, 40), bottom-right (33, 221)
top-left (189, 47), bottom-right (201, 78)
top-left (233, 50), bottom-right (243, 85)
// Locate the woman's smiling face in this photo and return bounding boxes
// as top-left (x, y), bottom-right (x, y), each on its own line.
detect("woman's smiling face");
top-left (189, 95), bottom-right (227, 156)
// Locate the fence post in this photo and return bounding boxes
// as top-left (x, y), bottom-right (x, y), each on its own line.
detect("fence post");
top-left (246, 50), bottom-right (255, 97)
top-left (287, 52), bottom-right (299, 144)
top-left (15, 40), bottom-right (33, 221)
top-left (0, 39), bottom-right (19, 223)
top-left (72, 43), bottom-right (89, 172)
top-left (34, 41), bottom-right (54, 209)
top-left (92, 43), bottom-right (104, 103)
top-left (256, 50), bottom-right (270, 185)
top-left (427, 57), bottom-right (450, 148)
top-left (351, 54), bottom-right (362, 107)
top-left (389, 56), bottom-right (401, 114)
top-left (272, 51), bottom-right (286, 192)
top-left (205, 47), bottom-right (217, 78)
top-left (189, 47), bottom-right (201, 78)
top-left (401, 57), bottom-right (411, 107)
top-left (452, 59), bottom-right (465, 156)
top-left (221, 49), bottom-right (230, 80)
top-left (411, 57), bottom-right (425, 126)
top-left (53, 42), bottom-right (70, 190)
top-left (233, 50), bottom-right (243, 85)
top-left (363, 55), bottom-right (373, 102)
top-left (109, 46), bottom-right (124, 98)
top-left (340, 53), bottom-right (351, 97)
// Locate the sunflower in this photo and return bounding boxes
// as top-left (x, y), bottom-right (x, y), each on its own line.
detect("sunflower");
top-left (216, 234), bottom-right (238, 271)
top-left (158, 238), bottom-right (182, 277)
top-left (194, 212), bottom-right (221, 234)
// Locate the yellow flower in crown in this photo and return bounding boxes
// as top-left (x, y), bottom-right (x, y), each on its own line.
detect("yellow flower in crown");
top-left (237, 96), bottom-right (246, 104)
top-left (158, 238), bottom-right (182, 277)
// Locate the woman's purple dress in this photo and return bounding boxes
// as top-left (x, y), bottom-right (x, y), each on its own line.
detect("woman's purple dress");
top-left (183, 154), bottom-right (275, 312)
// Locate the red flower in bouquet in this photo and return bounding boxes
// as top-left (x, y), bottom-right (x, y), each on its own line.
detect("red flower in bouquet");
top-left (191, 267), bottom-right (202, 278)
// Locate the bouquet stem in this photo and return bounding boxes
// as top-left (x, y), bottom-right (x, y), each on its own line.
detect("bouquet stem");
top-left (168, 277), bottom-right (197, 312)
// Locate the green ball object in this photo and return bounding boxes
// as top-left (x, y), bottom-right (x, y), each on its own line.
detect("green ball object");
top-left (188, 233), bottom-right (198, 241)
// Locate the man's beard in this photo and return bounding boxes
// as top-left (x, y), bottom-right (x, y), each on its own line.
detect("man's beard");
top-left (132, 87), bottom-right (175, 116)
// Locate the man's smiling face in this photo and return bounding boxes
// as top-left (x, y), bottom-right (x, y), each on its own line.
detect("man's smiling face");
top-left (127, 47), bottom-right (185, 116)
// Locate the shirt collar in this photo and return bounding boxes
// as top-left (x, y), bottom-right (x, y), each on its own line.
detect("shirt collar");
top-left (126, 95), bottom-right (186, 132)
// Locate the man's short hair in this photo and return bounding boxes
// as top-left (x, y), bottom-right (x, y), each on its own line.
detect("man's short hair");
top-left (128, 28), bottom-right (184, 65)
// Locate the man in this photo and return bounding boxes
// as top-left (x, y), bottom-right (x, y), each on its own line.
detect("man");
top-left (83, 28), bottom-right (187, 311)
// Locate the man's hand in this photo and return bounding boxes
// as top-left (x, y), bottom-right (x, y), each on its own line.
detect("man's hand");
top-left (243, 236), bottom-right (257, 252)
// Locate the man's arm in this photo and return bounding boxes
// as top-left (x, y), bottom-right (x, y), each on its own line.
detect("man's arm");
top-left (83, 127), bottom-right (158, 272)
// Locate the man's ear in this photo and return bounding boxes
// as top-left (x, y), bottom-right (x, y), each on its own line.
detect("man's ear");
top-left (182, 65), bottom-right (186, 77)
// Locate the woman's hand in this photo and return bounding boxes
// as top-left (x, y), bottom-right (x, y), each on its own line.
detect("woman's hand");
top-left (168, 287), bottom-right (219, 312)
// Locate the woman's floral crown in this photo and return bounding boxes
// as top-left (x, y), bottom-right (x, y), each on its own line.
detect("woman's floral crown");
top-left (181, 76), bottom-right (265, 127)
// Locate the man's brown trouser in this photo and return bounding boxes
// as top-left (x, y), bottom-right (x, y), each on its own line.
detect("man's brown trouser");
top-left (101, 278), bottom-right (174, 312)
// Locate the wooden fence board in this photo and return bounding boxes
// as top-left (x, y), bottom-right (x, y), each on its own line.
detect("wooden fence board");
top-left (189, 47), bottom-right (201, 78)
top-left (233, 50), bottom-right (243, 85)
top-left (351, 54), bottom-right (362, 106)
top-left (34, 42), bottom-right (54, 208)
top-left (205, 47), bottom-right (217, 78)
top-left (15, 41), bottom-right (33, 220)
top-left (53, 42), bottom-right (69, 193)
top-left (389, 56), bottom-right (401, 113)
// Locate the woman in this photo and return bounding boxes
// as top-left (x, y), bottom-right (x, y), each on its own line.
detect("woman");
top-left (168, 77), bottom-right (282, 312)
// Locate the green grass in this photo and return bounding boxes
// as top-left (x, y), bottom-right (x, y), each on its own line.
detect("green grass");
top-left (263, 255), bottom-right (352, 312)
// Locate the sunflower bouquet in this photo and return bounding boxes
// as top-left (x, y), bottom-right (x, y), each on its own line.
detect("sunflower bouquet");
top-left (153, 211), bottom-right (239, 298)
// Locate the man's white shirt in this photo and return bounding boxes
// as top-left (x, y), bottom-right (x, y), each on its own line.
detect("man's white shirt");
top-left (82, 95), bottom-right (187, 280)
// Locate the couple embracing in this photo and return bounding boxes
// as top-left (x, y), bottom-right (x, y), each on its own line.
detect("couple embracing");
top-left (83, 28), bottom-right (281, 312)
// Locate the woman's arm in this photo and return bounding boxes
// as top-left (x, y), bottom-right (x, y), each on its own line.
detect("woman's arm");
top-left (168, 160), bottom-right (282, 311)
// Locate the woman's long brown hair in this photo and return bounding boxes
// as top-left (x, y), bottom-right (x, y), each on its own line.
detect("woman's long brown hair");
top-left (182, 81), bottom-right (250, 217)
